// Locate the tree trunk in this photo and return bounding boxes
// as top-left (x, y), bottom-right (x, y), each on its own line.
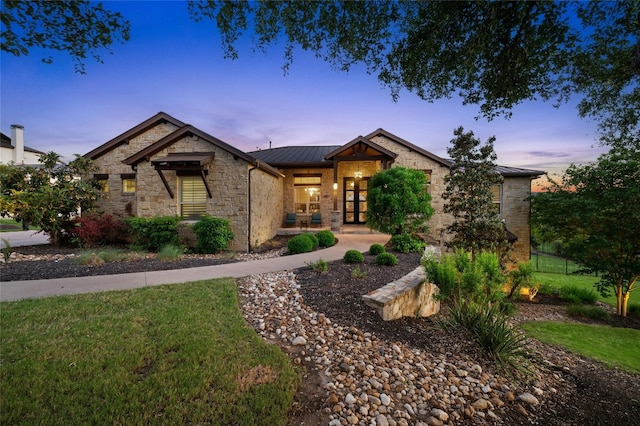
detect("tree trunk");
top-left (616, 285), bottom-right (623, 316)
top-left (621, 291), bottom-right (630, 318)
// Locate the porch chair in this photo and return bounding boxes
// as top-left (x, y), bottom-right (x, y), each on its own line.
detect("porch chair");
top-left (284, 213), bottom-right (297, 227)
top-left (311, 212), bottom-right (321, 227)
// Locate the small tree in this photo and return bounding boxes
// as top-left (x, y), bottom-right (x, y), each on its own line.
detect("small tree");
top-left (367, 166), bottom-right (434, 236)
top-left (442, 127), bottom-right (510, 261)
top-left (0, 152), bottom-right (102, 246)
top-left (531, 145), bottom-right (640, 317)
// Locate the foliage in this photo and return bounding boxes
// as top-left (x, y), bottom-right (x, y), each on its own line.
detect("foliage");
top-left (351, 265), bottom-right (367, 279)
top-left (1, 238), bottom-right (12, 262)
top-left (343, 249), bottom-right (364, 264)
top-left (69, 213), bottom-right (127, 248)
top-left (0, 280), bottom-right (299, 424)
top-left (448, 301), bottom-right (531, 372)
top-left (191, 215), bottom-right (234, 254)
top-left (566, 305), bottom-right (611, 322)
top-left (425, 250), bottom-right (506, 304)
top-left (368, 243), bottom-right (385, 256)
top-left (1, 0), bottom-right (131, 73)
top-left (156, 244), bottom-right (184, 262)
top-left (367, 167), bottom-right (434, 236)
top-left (506, 262), bottom-right (534, 299)
top-left (316, 230), bottom-right (335, 247)
top-left (187, 1), bottom-right (639, 143)
top-left (307, 259), bottom-right (328, 274)
top-left (287, 234), bottom-right (314, 254)
top-left (301, 232), bottom-right (319, 250)
top-left (123, 216), bottom-right (182, 252)
top-left (531, 145), bottom-right (640, 316)
top-left (389, 233), bottom-right (424, 253)
top-left (375, 252), bottom-right (398, 266)
top-left (557, 286), bottom-right (599, 305)
top-left (74, 248), bottom-right (134, 266)
top-left (442, 127), bottom-right (510, 261)
top-left (629, 304), bottom-right (640, 316)
top-left (0, 153), bottom-right (103, 246)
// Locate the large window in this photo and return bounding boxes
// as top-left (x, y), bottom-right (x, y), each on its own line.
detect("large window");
top-left (180, 176), bottom-right (207, 219)
top-left (492, 184), bottom-right (502, 215)
top-left (294, 175), bottom-right (321, 213)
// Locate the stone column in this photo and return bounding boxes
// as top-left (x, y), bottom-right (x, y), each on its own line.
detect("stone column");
top-left (331, 210), bottom-right (341, 232)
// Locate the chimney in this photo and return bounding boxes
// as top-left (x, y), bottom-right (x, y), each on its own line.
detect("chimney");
top-left (11, 124), bottom-right (24, 164)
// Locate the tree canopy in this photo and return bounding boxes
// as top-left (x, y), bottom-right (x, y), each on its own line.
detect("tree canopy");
top-left (442, 127), bottom-right (510, 261)
top-left (187, 0), bottom-right (639, 145)
top-left (367, 166), bottom-right (434, 236)
top-left (1, 0), bottom-right (130, 73)
top-left (0, 152), bottom-right (102, 245)
top-left (531, 145), bottom-right (640, 317)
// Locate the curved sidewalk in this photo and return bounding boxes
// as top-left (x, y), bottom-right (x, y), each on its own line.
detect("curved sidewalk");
top-left (0, 233), bottom-right (389, 302)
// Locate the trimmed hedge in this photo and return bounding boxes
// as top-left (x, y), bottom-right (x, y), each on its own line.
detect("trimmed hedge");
top-left (376, 252), bottom-right (398, 266)
top-left (369, 243), bottom-right (385, 255)
top-left (302, 232), bottom-right (319, 250)
top-left (124, 216), bottom-right (181, 252)
top-left (191, 216), bottom-right (234, 253)
top-left (288, 234), bottom-right (314, 254)
top-left (343, 249), bottom-right (364, 264)
top-left (316, 230), bottom-right (336, 247)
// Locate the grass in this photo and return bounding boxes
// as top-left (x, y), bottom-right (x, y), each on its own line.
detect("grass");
top-left (530, 252), bottom-right (588, 275)
top-left (521, 321), bottom-right (640, 374)
top-left (156, 244), bottom-right (184, 261)
top-left (0, 218), bottom-right (39, 232)
top-left (1, 280), bottom-right (299, 425)
top-left (75, 248), bottom-right (135, 265)
top-left (533, 272), bottom-right (621, 307)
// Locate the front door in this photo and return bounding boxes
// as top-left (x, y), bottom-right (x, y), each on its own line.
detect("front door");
top-left (344, 177), bottom-right (368, 224)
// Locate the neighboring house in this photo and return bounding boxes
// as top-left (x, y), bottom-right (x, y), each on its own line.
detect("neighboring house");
top-left (0, 125), bottom-right (45, 165)
top-left (85, 112), bottom-right (542, 260)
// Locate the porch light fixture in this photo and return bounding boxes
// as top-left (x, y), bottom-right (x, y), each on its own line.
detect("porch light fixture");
top-left (333, 182), bottom-right (338, 190)
top-left (354, 170), bottom-right (363, 179)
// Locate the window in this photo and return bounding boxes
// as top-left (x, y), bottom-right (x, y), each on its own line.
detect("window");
top-left (94, 174), bottom-right (109, 192)
top-left (121, 173), bottom-right (135, 193)
top-left (180, 176), bottom-right (207, 219)
top-left (294, 175), bottom-right (321, 213)
top-left (422, 170), bottom-right (432, 194)
top-left (492, 184), bottom-right (502, 215)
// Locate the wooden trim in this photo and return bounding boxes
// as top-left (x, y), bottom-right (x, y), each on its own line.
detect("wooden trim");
top-left (156, 170), bottom-right (174, 199)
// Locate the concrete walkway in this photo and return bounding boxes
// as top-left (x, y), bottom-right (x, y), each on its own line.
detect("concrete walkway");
top-left (0, 233), bottom-right (390, 302)
top-left (0, 230), bottom-right (49, 248)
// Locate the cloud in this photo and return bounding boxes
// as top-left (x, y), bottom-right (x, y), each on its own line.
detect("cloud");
top-left (527, 151), bottom-right (572, 158)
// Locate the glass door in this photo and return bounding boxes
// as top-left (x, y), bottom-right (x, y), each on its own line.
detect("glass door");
top-left (343, 177), bottom-right (368, 224)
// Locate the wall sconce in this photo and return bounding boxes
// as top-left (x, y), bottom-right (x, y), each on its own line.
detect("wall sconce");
top-left (333, 182), bottom-right (338, 190)
top-left (354, 170), bottom-right (363, 179)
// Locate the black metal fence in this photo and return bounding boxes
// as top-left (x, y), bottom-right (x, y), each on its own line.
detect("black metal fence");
top-left (530, 244), bottom-right (597, 276)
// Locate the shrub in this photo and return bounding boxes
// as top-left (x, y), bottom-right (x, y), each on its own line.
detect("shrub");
top-left (70, 213), bottom-right (127, 248)
top-left (369, 243), bottom-right (385, 255)
top-left (316, 230), bottom-right (336, 247)
top-left (124, 216), bottom-right (181, 252)
top-left (628, 303), bottom-right (640, 316)
top-left (343, 249), bottom-right (364, 264)
top-left (301, 232), bottom-right (319, 250)
top-left (558, 285), bottom-right (599, 304)
top-left (191, 216), bottom-right (234, 253)
top-left (566, 304), bottom-right (611, 321)
top-left (352, 266), bottom-right (367, 279)
top-left (157, 244), bottom-right (184, 262)
top-left (1, 238), bottom-right (12, 263)
top-left (288, 234), bottom-right (314, 254)
top-left (75, 248), bottom-right (129, 265)
top-left (449, 301), bottom-right (531, 372)
top-left (390, 233), bottom-right (424, 253)
top-left (376, 252), bottom-right (398, 266)
top-left (307, 259), bottom-right (328, 274)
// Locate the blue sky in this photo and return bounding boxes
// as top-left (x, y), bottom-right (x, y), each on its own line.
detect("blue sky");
top-left (1, 0), bottom-right (606, 187)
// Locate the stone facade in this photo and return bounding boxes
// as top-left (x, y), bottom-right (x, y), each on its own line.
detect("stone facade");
top-left (249, 167), bottom-right (283, 250)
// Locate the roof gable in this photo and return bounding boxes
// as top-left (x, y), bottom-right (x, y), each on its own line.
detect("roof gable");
top-left (123, 125), bottom-right (283, 178)
top-left (84, 112), bottom-right (185, 160)
top-left (324, 136), bottom-right (398, 161)
top-left (364, 128), bottom-right (451, 167)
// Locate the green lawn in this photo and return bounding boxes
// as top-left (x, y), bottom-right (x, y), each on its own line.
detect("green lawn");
top-left (521, 321), bottom-right (640, 374)
top-left (0, 218), bottom-right (39, 232)
top-left (533, 272), bottom-right (621, 307)
top-left (1, 280), bottom-right (299, 426)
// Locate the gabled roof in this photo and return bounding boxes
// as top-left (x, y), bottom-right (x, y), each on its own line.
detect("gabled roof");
top-left (123, 125), bottom-right (283, 178)
top-left (324, 136), bottom-right (398, 160)
top-left (364, 128), bottom-right (451, 167)
top-left (84, 112), bottom-right (185, 160)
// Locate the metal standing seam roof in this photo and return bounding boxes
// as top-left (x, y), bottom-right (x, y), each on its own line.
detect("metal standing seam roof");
top-left (248, 145), bottom-right (341, 167)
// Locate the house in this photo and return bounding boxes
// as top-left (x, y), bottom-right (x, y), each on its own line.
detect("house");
top-left (0, 125), bottom-right (45, 165)
top-left (85, 112), bottom-right (542, 261)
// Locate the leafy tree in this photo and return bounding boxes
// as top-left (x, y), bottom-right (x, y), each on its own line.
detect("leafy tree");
top-left (442, 127), bottom-right (510, 260)
top-left (531, 145), bottom-right (640, 317)
top-left (0, 152), bottom-right (102, 245)
top-left (367, 166), bottom-right (434, 236)
top-left (1, 0), bottom-right (130, 73)
top-left (187, 0), bottom-right (639, 143)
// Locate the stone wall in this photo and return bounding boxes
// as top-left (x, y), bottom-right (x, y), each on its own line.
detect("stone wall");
top-left (250, 168), bottom-right (283, 250)
top-left (500, 177), bottom-right (534, 262)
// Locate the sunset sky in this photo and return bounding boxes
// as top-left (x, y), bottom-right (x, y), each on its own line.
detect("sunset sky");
top-left (1, 1), bottom-right (607, 190)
